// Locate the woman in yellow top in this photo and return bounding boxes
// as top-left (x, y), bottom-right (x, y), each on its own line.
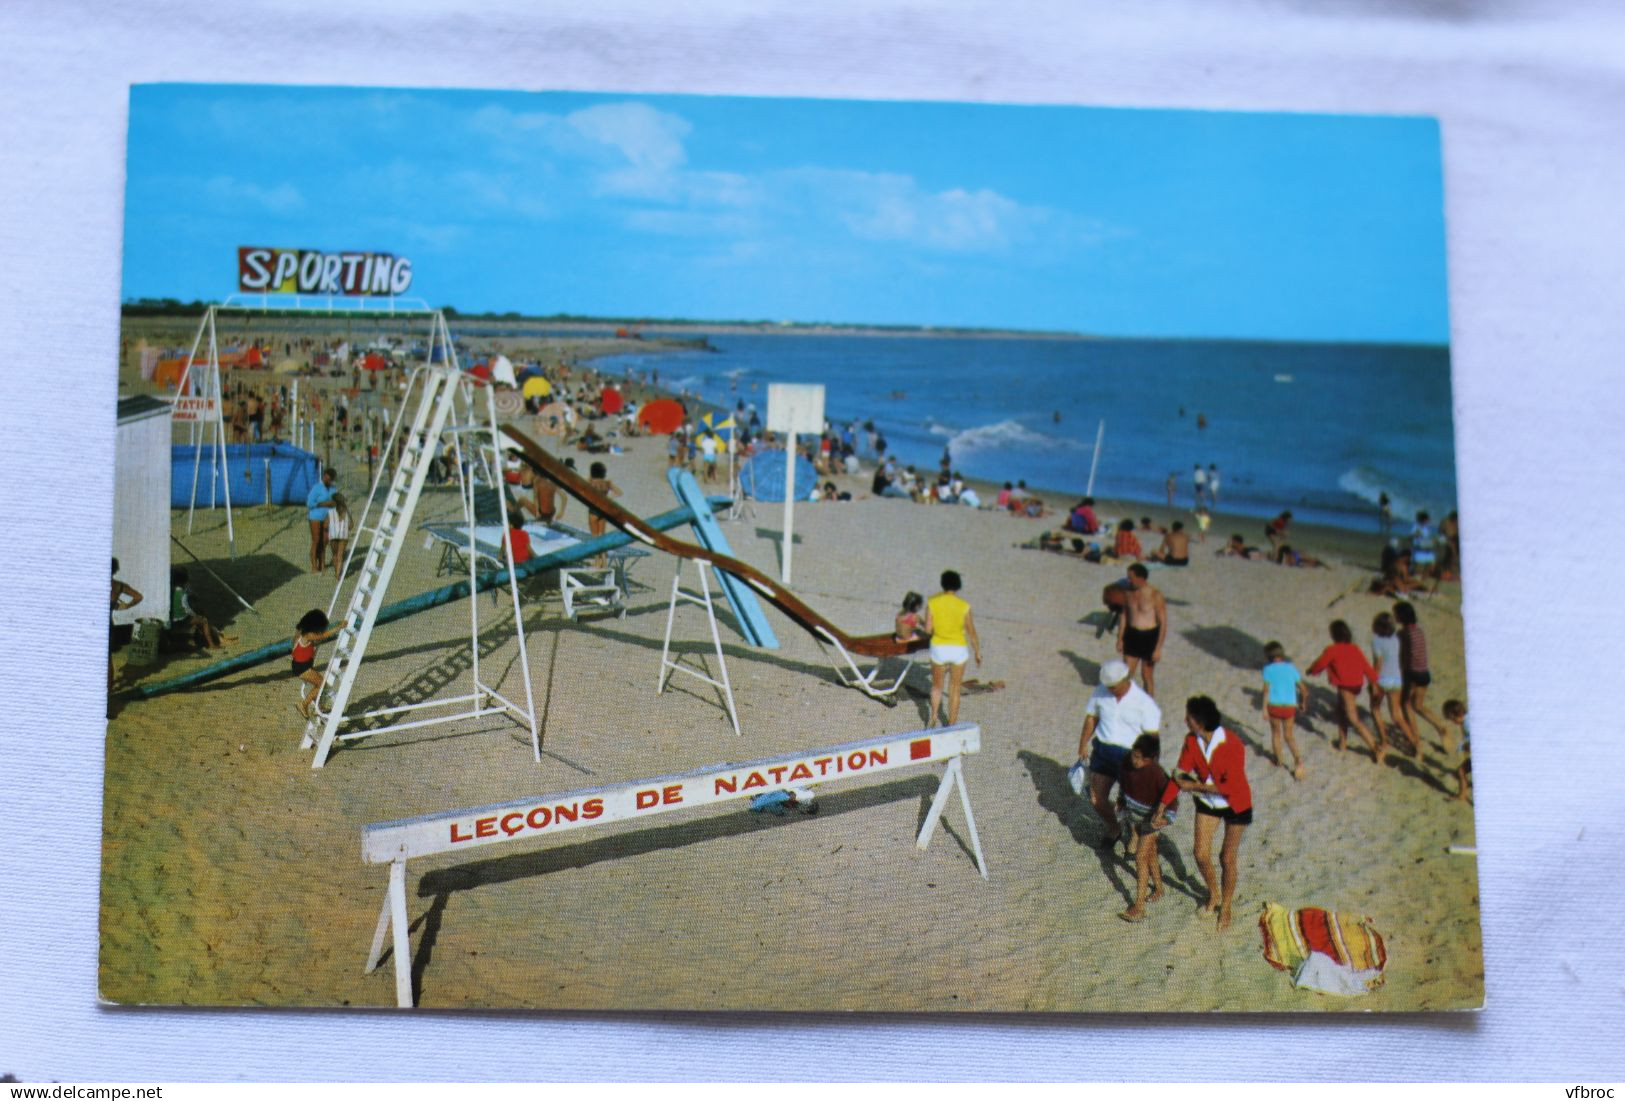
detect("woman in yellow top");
top-left (924, 570), bottom-right (981, 727)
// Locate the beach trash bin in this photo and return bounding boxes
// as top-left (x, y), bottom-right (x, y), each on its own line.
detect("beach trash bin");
top-left (128, 618), bottom-right (164, 666)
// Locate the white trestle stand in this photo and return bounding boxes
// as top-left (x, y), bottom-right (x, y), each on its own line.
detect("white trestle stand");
top-left (361, 722), bottom-right (986, 1007)
top-left (171, 306), bottom-right (237, 556)
top-left (657, 558), bottom-right (741, 735)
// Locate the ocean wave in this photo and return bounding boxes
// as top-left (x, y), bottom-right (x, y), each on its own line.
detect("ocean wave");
top-left (933, 418), bottom-right (1084, 457)
top-left (1336, 465), bottom-right (1430, 520)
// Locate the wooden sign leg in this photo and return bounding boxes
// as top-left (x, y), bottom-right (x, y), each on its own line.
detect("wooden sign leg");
top-left (916, 757), bottom-right (989, 878)
top-left (387, 858), bottom-right (413, 1007)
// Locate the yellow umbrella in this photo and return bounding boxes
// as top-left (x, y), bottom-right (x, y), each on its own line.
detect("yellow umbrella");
top-left (522, 376), bottom-right (552, 400)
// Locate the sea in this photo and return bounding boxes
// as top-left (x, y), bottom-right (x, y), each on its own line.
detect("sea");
top-left (577, 332), bottom-right (1456, 535)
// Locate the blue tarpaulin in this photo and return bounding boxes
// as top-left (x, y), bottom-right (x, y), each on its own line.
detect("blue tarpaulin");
top-left (171, 443), bottom-right (321, 508)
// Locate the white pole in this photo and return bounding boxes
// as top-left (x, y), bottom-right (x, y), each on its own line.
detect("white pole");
top-left (781, 432), bottom-right (796, 584)
top-left (291, 377), bottom-right (299, 445)
top-left (1086, 418), bottom-right (1106, 498)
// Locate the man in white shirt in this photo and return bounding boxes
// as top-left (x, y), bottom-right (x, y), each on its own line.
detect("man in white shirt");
top-left (1075, 659), bottom-right (1163, 846)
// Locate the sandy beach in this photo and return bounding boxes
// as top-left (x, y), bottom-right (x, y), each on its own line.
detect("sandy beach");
top-left (102, 325), bottom-right (1479, 1011)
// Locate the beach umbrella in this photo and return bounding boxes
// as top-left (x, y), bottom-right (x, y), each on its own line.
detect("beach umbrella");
top-left (600, 387), bottom-right (624, 415)
top-left (517, 363), bottom-right (544, 380)
top-left (637, 398), bottom-right (686, 435)
top-left (490, 354), bottom-right (517, 388)
top-left (536, 401), bottom-right (570, 436)
top-left (739, 449), bottom-right (819, 502)
top-left (362, 352), bottom-right (388, 372)
top-left (522, 376), bottom-right (552, 400)
top-left (469, 362), bottom-right (492, 382)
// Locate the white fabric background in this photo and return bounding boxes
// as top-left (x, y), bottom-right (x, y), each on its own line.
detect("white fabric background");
top-left (2, 0), bottom-right (1621, 1082)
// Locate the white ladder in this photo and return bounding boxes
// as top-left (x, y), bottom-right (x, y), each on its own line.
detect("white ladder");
top-left (305, 365), bottom-right (463, 767)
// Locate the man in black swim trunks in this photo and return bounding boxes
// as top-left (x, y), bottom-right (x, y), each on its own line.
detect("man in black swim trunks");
top-left (1116, 562), bottom-right (1168, 697)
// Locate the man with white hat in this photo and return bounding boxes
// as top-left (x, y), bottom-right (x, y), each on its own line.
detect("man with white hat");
top-left (1076, 658), bottom-right (1163, 847)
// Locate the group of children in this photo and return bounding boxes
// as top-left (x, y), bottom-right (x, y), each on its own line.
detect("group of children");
top-left (1259, 604), bottom-right (1470, 800)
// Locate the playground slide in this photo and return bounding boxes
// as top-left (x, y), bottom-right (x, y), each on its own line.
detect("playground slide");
top-left (117, 497), bottom-right (728, 702)
top-left (502, 425), bottom-right (926, 661)
top-left (667, 468), bottom-right (779, 650)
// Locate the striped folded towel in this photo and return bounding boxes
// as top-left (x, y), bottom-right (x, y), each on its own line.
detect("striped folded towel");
top-left (1259, 902), bottom-right (1387, 996)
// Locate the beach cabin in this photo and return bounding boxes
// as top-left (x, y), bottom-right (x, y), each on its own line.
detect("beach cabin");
top-left (113, 395), bottom-right (173, 629)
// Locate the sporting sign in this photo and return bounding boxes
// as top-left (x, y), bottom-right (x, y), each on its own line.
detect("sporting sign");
top-left (237, 247), bottom-right (413, 296)
top-left (360, 723), bottom-right (987, 1006)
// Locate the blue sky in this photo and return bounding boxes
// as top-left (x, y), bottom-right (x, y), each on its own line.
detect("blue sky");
top-left (123, 85), bottom-right (1449, 343)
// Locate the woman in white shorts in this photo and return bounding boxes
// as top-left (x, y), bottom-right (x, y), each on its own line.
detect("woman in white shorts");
top-left (925, 570), bottom-right (982, 727)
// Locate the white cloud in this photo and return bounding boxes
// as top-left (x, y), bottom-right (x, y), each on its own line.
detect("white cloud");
top-left (566, 102), bottom-right (691, 197)
top-left (203, 175), bottom-right (304, 214)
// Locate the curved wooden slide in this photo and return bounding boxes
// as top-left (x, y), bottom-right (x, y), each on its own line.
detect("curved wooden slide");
top-left (502, 424), bottom-right (926, 660)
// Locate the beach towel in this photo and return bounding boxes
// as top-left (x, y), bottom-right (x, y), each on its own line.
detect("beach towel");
top-left (1259, 902), bottom-right (1387, 996)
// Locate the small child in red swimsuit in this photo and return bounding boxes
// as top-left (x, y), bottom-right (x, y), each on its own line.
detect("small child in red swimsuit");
top-left (894, 591), bottom-right (925, 643)
top-left (292, 608), bottom-right (337, 719)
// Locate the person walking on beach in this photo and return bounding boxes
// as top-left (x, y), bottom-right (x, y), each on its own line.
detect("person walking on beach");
top-left (1260, 641), bottom-right (1308, 779)
top-left (1075, 659), bottom-right (1162, 849)
top-left (1117, 563), bottom-right (1167, 697)
top-left (1207, 463), bottom-right (1221, 507)
top-left (1116, 733), bottom-right (1175, 923)
top-left (1192, 463), bottom-right (1207, 508)
top-left (1307, 619), bottom-right (1384, 763)
top-left (305, 467), bottom-right (337, 573)
top-left (925, 570), bottom-right (981, 728)
top-left (1394, 601), bottom-right (1450, 748)
top-left (1370, 612), bottom-right (1420, 754)
top-left (1163, 695), bottom-right (1253, 930)
top-left (1166, 473), bottom-right (1177, 508)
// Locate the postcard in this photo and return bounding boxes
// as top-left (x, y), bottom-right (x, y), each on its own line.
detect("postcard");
top-left (104, 84), bottom-right (1477, 1010)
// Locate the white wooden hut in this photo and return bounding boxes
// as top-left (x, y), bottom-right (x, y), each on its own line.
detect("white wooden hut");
top-left (113, 395), bottom-right (172, 628)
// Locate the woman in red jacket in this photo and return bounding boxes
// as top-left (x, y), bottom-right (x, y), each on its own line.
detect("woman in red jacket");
top-left (1307, 619), bottom-right (1384, 764)
top-left (1156, 695), bottom-right (1251, 930)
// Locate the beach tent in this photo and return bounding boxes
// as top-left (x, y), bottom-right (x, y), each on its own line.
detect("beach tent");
top-left (490, 354), bottom-right (517, 388)
top-left (600, 386), bottom-right (624, 415)
top-left (522, 375), bottom-right (551, 400)
top-left (637, 398), bottom-right (686, 435)
top-left (738, 448), bottom-right (819, 502)
top-left (113, 396), bottom-right (173, 631)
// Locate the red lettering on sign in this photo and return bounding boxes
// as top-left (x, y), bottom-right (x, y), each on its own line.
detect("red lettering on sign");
top-left (715, 776), bottom-right (738, 795)
top-left (768, 765), bottom-right (788, 784)
top-left (814, 756), bottom-right (834, 776)
top-left (789, 763), bottom-right (813, 782)
top-left (636, 790), bottom-right (659, 809)
top-left (582, 798), bottom-right (604, 819)
top-left (475, 817), bottom-right (497, 838)
top-left (870, 748), bottom-right (888, 766)
top-left (527, 806), bottom-right (551, 830)
top-left (742, 771), bottom-right (767, 790)
top-left (554, 803), bottom-right (578, 823)
top-left (910, 738), bottom-right (931, 760)
top-left (848, 752), bottom-right (867, 771)
top-left (499, 813), bottom-right (525, 836)
top-left (450, 822), bottom-right (473, 844)
top-left (662, 785), bottom-right (683, 805)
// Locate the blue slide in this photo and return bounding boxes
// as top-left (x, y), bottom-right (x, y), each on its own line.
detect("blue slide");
top-left (667, 469), bottom-right (780, 649)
